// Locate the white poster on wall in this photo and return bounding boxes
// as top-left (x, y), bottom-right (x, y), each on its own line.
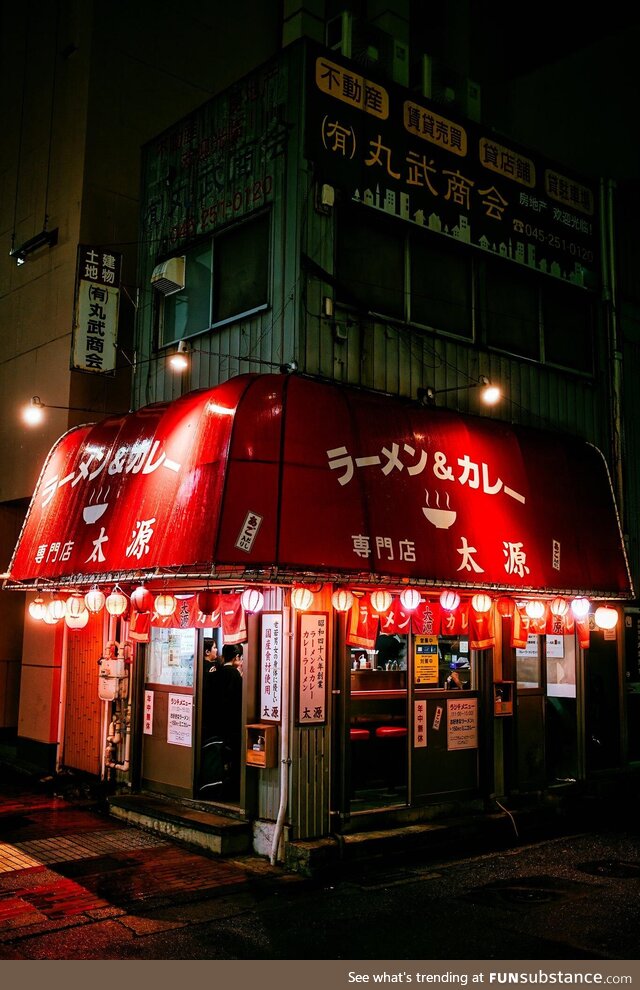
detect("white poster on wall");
top-left (167, 693), bottom-right (193, 746)
top-left (297, 612), bottom-right (327, 725)
top-left (143, 690), bottom-right (154, 735)
top-left (447, 698), bottom-right (478, 751)
top-left (260, 612), bottom-right (283, 722)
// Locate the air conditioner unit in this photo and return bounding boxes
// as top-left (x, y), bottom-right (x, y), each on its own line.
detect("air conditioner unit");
top-left (150, 256), bottom-right (185, 295)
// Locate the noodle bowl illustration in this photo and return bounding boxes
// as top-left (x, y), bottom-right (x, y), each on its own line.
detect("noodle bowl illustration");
top-left (422, 490), bottom-right (457, 529)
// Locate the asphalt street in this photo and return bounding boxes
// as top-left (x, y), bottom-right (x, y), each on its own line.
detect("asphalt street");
top-left (0, 779), bottom-right (639, 960)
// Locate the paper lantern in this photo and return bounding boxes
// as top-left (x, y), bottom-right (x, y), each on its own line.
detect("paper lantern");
top-left (131, 585), bottom-right (154, 613)
top-left (496, 597), bottom-right (515, 618)
top-left (471, 593), bottom-right (492, 613)
top-left (331, 589), bottom-right (354, 612)
top-left (440, 590), bottom-right (460, 611)
top-left (241, 588), bottom-right (264, 613)
top-left (399, 588), bottom-right (422, 611)
top-left (43, 608), bottom-right (61, 624)
top-left (66, 594), bottom-right (87, 618)
top-left (28, 597), bottom-right (46, 620)
top-left (549, 596), bottom-right (568, 617)
top-left (85, 587), bottom-right (105, 613)
top-left (66, 610), bottom-right (89, 629)
top-left (370, 589), bottom-right (393, 613)
top-left (155, 593), bottom-right (177, 616)
top-left (105, 588), bottom-right (128, 616)
top-left (525, 600), bottom-right (545, 620)
top-left (197, 590), bottom-right (218, 614)
top-left (291, 587), bottom-right (314, 611)
top-left (594, 605), bottom-right (618, 630)
top-left (48, 597), bottom-right (66, 621)
top-left (571, 597), bottom-right (590, 618)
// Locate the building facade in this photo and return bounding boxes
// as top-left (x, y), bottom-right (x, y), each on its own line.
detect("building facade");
top-left (3, 3), bottom-right (640, 861)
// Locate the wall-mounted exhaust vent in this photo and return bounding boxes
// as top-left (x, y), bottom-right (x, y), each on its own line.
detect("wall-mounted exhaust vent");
top-left (151, 256), bottom-right (185, 295)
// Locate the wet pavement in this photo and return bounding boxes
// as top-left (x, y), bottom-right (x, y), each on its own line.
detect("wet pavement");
top-left (1, 771), bottom-right (640, 960)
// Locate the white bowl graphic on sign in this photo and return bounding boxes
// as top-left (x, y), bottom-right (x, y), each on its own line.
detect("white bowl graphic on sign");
top-left (422, 490), bottom-right (456, 529)
top-left (83, 502), bottom-right (109, 524)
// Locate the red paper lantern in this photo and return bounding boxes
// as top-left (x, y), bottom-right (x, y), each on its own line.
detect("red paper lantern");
top-left (496, 597), bottom-right (514, 618)
top-left (197, 590), bottom-right (218, 614)
top-left (131, 586), bottom-right (154, 613)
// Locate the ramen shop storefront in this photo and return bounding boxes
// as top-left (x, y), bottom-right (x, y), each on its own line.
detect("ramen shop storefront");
top-left (6, 374), bottom-right (632, 853)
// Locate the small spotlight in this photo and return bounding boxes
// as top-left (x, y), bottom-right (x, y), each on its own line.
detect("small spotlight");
top-left (169, 339), bottom-right (189, 372)
top-left (279, 360), bottom-right (298, 374)
top-left (23, 396), bottom-right (45, 426)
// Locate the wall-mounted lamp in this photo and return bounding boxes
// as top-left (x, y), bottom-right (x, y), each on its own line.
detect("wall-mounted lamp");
top-left (9, 228), bottom-right (59, 266)
top-left (22, 395), bottom-right (119, 427)
top-left (168, 339), bottom-right (190, 372)
top-left (418, 375), bottom-right (502, 407)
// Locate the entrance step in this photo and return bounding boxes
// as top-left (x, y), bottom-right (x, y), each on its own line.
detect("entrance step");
top-left (108, 794), bottom-right (251, 856)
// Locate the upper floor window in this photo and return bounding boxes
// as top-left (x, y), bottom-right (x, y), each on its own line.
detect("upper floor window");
top-left (159, 211), bottom-right (270, 346)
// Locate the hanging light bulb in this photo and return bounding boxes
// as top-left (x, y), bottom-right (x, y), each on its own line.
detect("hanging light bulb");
top-left (549, 596), bottom-right (568, 617)
top-left (594, 605), bottom-right (618, 631)
top-left (331, 589), bottom-right (354, 612)
top-left (525, 600), bottom-right (546, 620)
top-left (440, 590), bottom-right (460, 611)
top-left (241, 588), bottom-right (264, 613)
top-left (291, 587), bottom-right (314, 611)
top-left (571, 597), bottom-right (590, 618)
top-left (155, 593), bottom-right (177, 616)
top-left (85, 587), bottom-right (105, 613)
top-left (28, 597), bottom-right (46, 620)
top-left (399, 588), bottom-right (422, 611)
top-left (370, 589), bottom-right (392, 613)
top-left (66, 610), bottom-right (89, 629)
top-left (131, 585), bottom-right (154, 613)
top-left (105, 586), bottom-right (128, 616)
top-left (66, 594), bottom-right (87, 619)
top-left (471, 593), bottom-right (492, 613)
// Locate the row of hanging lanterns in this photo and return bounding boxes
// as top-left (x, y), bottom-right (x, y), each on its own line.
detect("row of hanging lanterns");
top-left (27, 583), bottom-right (620, 633)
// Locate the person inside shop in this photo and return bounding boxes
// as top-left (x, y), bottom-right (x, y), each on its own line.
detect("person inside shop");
top-left (209, 643), bottom-right (244, 800)
top-left (204, 639), bottom-right (220, 673)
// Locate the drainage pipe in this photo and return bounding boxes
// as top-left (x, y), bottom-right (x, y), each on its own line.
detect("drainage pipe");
top-left (270, 599), bottom-right (292, 865)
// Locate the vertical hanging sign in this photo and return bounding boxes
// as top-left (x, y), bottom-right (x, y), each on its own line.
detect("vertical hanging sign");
top-left (260, 612), bottom-right (283, 722)
top-left (297, 612), bottom-right (328, 725)
top-left (72, 245), bottom-right (122, 374)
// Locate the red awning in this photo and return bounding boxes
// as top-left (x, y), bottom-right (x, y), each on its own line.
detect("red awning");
top-left (7, 373), bottom-right (633, 598)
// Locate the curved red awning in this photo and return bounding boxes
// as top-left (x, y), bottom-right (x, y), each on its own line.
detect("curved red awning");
top-left (7, 373), bottom-right (633, 598)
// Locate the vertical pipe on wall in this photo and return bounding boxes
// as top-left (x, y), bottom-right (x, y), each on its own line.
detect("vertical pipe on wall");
top-left (55, 620), bottom-right (69, 772)
top-left (600, 177), bottom-right (625, 524)
top-left (270, 596), bottom-right (291, 865)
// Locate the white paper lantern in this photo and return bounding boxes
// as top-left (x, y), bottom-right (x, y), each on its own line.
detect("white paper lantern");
top-left (291, 587), bottom-right (314, 611)
top-left (439, 590), bottom-right (460, 611)
top-left (525, 600), bottom-right (546, 620)
top-left (105, 588), bottom-right (128, 616)
top-left (43, 609), bottom-right (61, 625)
top-left (370, 589), bottom-right (393, 613)
top-left (571, 597), bottom-right (590, 618)
top-left (66, 594), bottom-right (87, 618)
top-left (66, 610), bottom-right (89, 629)
top-left (471, 593), bottom-right (492, 613)
top-left (331, 589), bottom-right (354, 612)
top-left (85, 587), bottom-right (105, 613)
top-left (594, 605), bottom-right (618, 630)
top-left (48, 597), bottom-right (66, 621)
top-left (155, 593), bottom-right (177, 616)
top-left (241, 588), bottom-right (264, 613)
top-left (399, 588), bottom-right (421, 611)
top-left (28, 597), bottom-right (46, 620)
top-left (549, 596), bottom-right (569, 617)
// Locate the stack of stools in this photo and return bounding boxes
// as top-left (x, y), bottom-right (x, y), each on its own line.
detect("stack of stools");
top-left (375, 725), bottom-right (407, 795)
top-left (349, 727), bottom-right (371, 795)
